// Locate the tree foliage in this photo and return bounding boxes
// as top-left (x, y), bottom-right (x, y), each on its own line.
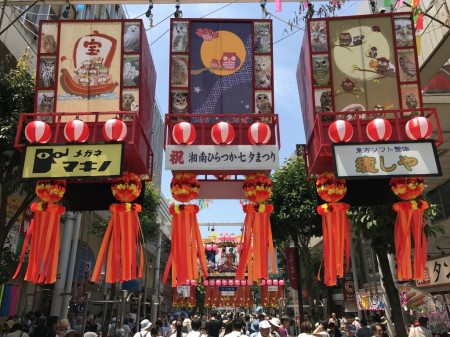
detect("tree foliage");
top-left (0, 49), bottom-right (36, 283)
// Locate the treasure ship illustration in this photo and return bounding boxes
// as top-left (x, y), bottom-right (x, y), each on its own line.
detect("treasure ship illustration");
top-left (60, 31), bottom-right (119, 97)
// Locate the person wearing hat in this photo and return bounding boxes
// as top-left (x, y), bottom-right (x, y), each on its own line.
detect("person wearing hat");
top-left (269, 319), bottom-right (281, 337)
top-left (133, 320), bottom-right (153, 337)
top-left (224, 318), bottom-right (244, 337)
top-left (407, 317), bottom-right (431, 337)
top-left (257, 321), bottom-right (271, 337)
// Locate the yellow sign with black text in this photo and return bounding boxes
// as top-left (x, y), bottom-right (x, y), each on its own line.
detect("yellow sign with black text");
top-left (22, 143), bottom-right (124, 179)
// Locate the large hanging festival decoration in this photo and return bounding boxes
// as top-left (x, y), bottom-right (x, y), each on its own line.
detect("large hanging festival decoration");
top-left (91, 172), bottom-right (145, 283)
top-left (162, 173), bottom-right (208, 287)
top-left (13, 180), bottom-right (66, 284)
top-left (236, 173), bottom-right (276, 283)
top-left (390, 177), bottom-right (428, 281)
top-left (316, 172), bottom-right (351, 286)
top-left (204, 279), bottom-right (253, 308)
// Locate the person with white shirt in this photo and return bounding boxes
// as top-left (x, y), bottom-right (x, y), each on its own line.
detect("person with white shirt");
top-left (133, 320), bottom-right (152, 337)
top-left (224, 318), bottom-right (245, 337)
top-left (186, 320), bottom-right (202, 337)
top-left (257, 321), bottom-right (271, 337)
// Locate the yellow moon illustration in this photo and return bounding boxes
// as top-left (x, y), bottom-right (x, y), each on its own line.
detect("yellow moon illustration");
top-left (200, 30), bottom-right (246, 76)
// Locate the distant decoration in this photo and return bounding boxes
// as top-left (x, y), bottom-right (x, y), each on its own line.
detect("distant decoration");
top-left (103, 118), bottom-right (128, 142)
top-left (390, 177), bottom-right (425, 200)
top-left (13, 180), bottom-right (66, 284)
top-left (170, 172), bottom-right (200, 202)
top-left (25, 121), bottom-right (52, 144)
top-left (211, 121), bottom-right (235, 145)
top-left (111, 171), bottom-right (142, 203)
top-left (366, 118), bottom-right (392, 141)
top-left (243, 173), bottom-right (272, 203)
top-left (328, 120), bottom-right (353, 143)
top-left (64, 117), bottom-right (89, 143)
top-left (316, 172), bottom-right (347, 203)
top-left (172, 121), bottom-right (196, 145)
top-left (405, 116), bottom-right (432, 140)
top-left (248, 122), bottom-right (271, 145)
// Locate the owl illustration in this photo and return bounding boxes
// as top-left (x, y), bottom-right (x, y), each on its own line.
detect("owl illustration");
top-left (123, 25), bottom-right (140, 52)
top-left (376, 57), bottom-right (390, 74)
top-left (341, 78), bottom-right (356, 93)
top-left (395, 19), bottom-right (413, 47)
top-left (171, 58), bottom-right (188, 85)
top-left (310, 21), bottom-right (327, 52)
top-left (195, 28), bottom-right (219, 41)
top-left (41, 34), bottom-right (57, 54)
top-left (399, 55), bottom-right (417, 80)
top-left (367, 46), bottom-right (378, 58)
top-left (172, 22), bottom-right (189, 52)
top-left (405, 93), bottom-right (419, 109)
top-left (256, 93), bottom-right (273, 114)
top-left (220, 52), bottom-right (239, 70)
top-left (339, 31), bottom-right (352, 46)
top-left (131, 101), bottom-right (139, 112)
top-left (255, 57), bottom-right (272, 88)
top-left (171, 92), bottom-right (188, 114)
top-left (122, 93), bottom-right (135, 111)
top-left (312, 56), bottom-right (330, 86)
top-left (210, 59), bottom-right (220, 69)
top-left (352, 35), bottom-right (364, 46)
top-left (255, 26), bottom-right (271, 53)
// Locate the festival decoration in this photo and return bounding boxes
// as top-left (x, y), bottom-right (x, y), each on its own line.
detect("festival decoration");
top-left (391, 176), bottom-right (428, 281)
top-left (328, 120), bottom-right (353, 143)
top-left (172, 121), bottom-right (196, 145)
top-left (91, 172), bottom-right (145, 283)
top-left (248, 122), bottom-right (271, 145)
top-left (172, 285), bottom-right (196, 308)
top-left (211, 122), bottom-right (235, 145)
top-left (103, 118), bottom-right (128, 142)
top-left (315, 172), bottom-right (350, 286)
top-left (25, 121), bottom-right (52, 144)
top-left (316, 172), bottom-right (347, 203)
top-left (204, 282), bottom-right (253, 308)
top-left (13, 180), bottom-right (66, 284)
top-left (170, 172), bottom-right (200, 202)
top-left (260, 281), bottom-right (284, 307)
top-left (405, 116), bottom-right (432, 140)
top-left (242, 173), bottom-right (272, 203)
top-left (64, 117), bottom-right (89, 142)
top-left (366, 118), bottom-right (392, 141)
top-left (162, 204), bottom-right (209, 287)
top-left (236, 204), bottom-right (276, 283)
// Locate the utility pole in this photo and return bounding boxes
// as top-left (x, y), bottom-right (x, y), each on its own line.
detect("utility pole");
top-left (294, 228), bottom-right (304, 322)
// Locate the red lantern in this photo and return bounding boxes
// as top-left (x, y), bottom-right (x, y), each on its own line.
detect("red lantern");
top-left (25, 121), bottom-right (52, 144)
top-left (172, 122), bottom-right (196, 145)
top-left (248, 122), bottom-right (271, 145)
top-left (64, 118), bottom-right (89, 143)
top-left (103, 118), bottom-right (128, 142)
top-left (366, 118), bottom-right (392, 141)
top-left (316, 172), bottom-right (347, 203)
top-left (328, 120), bottom-right (353, 143)
top-left (405, 117), bottom-right (432, 140)
top-left (211, 122), bottom-right (235, 145)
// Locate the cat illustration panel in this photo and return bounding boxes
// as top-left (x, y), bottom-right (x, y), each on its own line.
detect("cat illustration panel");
top-left (255, 90), bottom-right (273, 123)
top-left (310, 21), bottom-right (328, 53)
top-left (312, 54), bottom-right (330, 86)
top-left (40, 23), bottom-right (58, 54)
top-left (400, 84), bottom-right (420, 116)
top-left (37, 91), bottom-right (54, 122)
top-left (172, 21), bottom-right (189, 53)
top-left (397, 49), bottom-right (417, 82)
top-left (171, 56), bottom-right (189, 87)
top-left (254, 22), bottom-right (271, 53)
top-left (122, 90), bottom-right (139, 120)
top-left (170, 90), bottom-right (189, 122)
top-left (122, 55), bottom-right (140, 87)
top-left (39, 57), bottom-right (56, 89)
top-left (394, 18), bottom-right (414, 47)
top-left (254, 55), bottom-right (272, 89)
top-left (123, 22), bottom-right (140, 52)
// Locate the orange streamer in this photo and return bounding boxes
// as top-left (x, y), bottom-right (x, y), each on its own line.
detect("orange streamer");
top-left (91, 203), bottom-right (144, 283)
top-left (236, 204), bottom-right (276, 283)
top-left (13, 202), bottom-right (65, 284)
top-left (317, 202), bottom-right (351, 286)
top-left (393, 200), bottom-right (429, 281)
top-left (162, 204), bottom-right (208, 287)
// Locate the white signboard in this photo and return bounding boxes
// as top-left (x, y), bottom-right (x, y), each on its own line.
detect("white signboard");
top-left (165, 145), bottom-right (279, 170)
top-left (332, 141), bottom-right (441, 178)
top-left (176, 286), bottom-right (191, 298)
top-left (268, 285), bottom-right (278, 292)
top-left (221, 291), bottom-right (235, 296)
top-left (416, 255), bottom-right (450, 288)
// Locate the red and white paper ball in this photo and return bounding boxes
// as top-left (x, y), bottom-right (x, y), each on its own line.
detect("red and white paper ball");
top-left (328, 120), bottom-right (353, 143)
top-left (248, 122), bottom-right (271, 145)
top-left (172, 122), bottom-right (196, 145)
top-left (366, 118), bottom-right (392, 141)
top-left (25, 121), bottom-right (51, 144)
top-left (64, 118), bottom-right (89, 143)
top-left (103, 118), bottom-right (127, 142)
top-left (211, 121), bottom-right (235, 145)
top-left (405, 116), bottom-right (432, 140)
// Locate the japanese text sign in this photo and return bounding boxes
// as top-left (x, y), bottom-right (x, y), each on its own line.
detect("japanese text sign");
top-left (165, 145), bottom-right (279, 170)
top-left (22, 143), bottom-right (124, 178)
top-left (332, 140), bottom-right (441, 178)
top-left (416, 255), bottom-right (450, 288)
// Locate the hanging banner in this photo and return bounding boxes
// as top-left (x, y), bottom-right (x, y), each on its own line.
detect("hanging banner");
top-left (286, 247), bottom-right (298, 290)
top-left (343, 277), bottom-right (358, 312)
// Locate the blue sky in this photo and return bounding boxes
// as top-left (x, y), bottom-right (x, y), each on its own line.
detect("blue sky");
top-left (124, 2), bottom-right (360, 233)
